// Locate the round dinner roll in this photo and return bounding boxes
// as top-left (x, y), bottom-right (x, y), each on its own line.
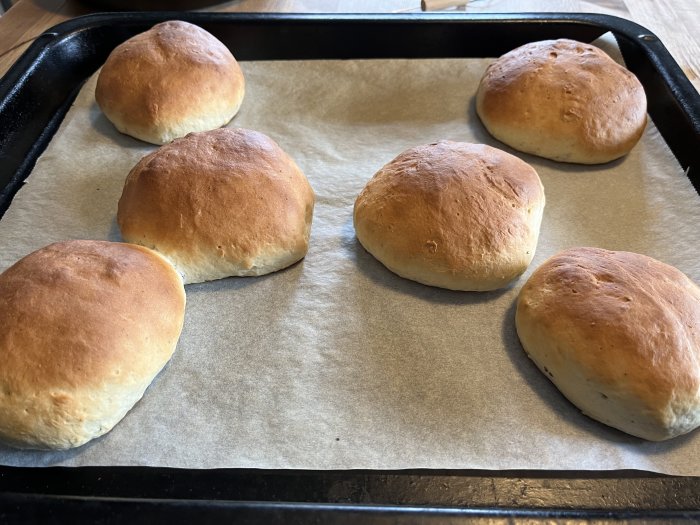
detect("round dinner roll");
top-left (0, 240), bottom-right (186, 450)
top-left (516, 247), bottom-right (700, 441)
top-left (476, 39), bottom-right (647, 164)
top-left (117, 127), bottom-right (315, 284)
top-left (95, 20), bottom-right (245, 145)
top-left (353, 141), bottom-right (545, 291)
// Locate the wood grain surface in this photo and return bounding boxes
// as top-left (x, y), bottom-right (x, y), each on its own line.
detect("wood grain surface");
top-left (0, 0), bottom-right (697, 90)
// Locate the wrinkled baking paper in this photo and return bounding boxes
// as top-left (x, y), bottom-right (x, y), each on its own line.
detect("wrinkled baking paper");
top-left (1, 37), bottom-right (699, 475)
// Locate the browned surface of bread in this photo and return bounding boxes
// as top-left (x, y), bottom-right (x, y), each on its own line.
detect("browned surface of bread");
top-left (95, 20), bottom-right (245, 145)
top-left (353, 141), bottom-right (545, 291)
top-left (0, 240), bottom-right (186, 450)
top-left (117, 127), bottom-right (315, 284)
top-left (516, 247), bottom-right (700, 441)
top-left (476, 39), bottom-right (647, 164)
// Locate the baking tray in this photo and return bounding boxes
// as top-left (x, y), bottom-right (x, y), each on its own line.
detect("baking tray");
top-left (0, 12), bottom-right (699, 522)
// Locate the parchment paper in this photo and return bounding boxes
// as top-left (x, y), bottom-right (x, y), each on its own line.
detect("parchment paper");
top-left (1, 41), bottom-right (700, 475)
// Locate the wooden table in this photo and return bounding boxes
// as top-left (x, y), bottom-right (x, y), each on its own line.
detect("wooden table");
top-left (0, 0), bottom-right (698, 92)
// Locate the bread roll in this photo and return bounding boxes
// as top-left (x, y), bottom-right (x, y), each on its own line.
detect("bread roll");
top-left (353, 141), bottom-right (545, 291)
top-left (0, 240), bottom-right (186, 450)
top-left (476, 39), bottom-right (647, 164)
top-left (118, 127), bottom-right (315, 284)
top-left (95, 20), bottom-right (245, 145)
top-left (516, 247), bottom-right (700, 441)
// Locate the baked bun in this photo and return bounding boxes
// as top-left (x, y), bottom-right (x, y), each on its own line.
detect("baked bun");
top-left (516, 247), bottom-right (700, 441)
top-left (95, 20), bottom-right (245, 145)
top-left (0, 240), bottom-right (186, 450)
top-left (476, 39), bottom-right (647, 164)
top-left (118, 127), bottom-right (315, 284)
top-left (353, 141), bottom-right (545, 291)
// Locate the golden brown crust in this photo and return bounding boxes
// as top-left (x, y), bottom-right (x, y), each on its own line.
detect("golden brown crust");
top-left (353, 141), bottom-right (545, 291)
top-left (476, 39), bottom-right (647, 164)
top-left (516, 247), bottom-right (700, 441)
top-left (95, 20), bottom-right (245, 145)
top-left (0, 240), bottom-right (186, 450)
top-left (117, 127), bottom-right (315, 284)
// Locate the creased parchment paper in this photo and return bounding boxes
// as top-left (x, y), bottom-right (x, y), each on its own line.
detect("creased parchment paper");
top-left (1, 42), bottom-right (700, 475)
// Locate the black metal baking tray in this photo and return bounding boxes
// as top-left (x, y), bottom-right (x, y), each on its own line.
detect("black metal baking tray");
top-left (0, 12), bottom-right (699, 522)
